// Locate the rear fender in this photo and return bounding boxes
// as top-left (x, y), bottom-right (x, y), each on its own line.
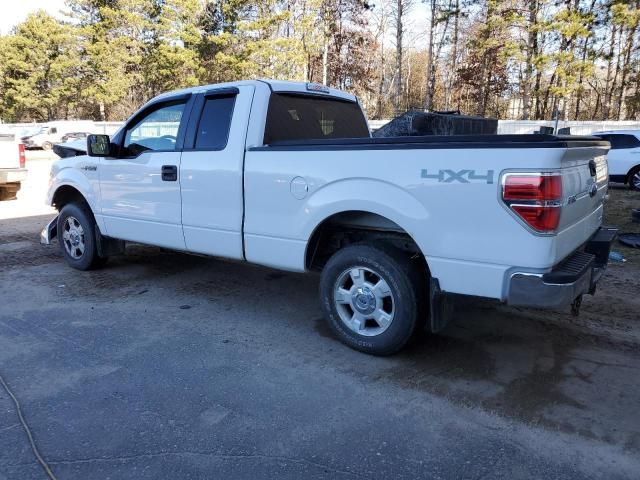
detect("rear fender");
top-left (302, 178), bottom-right (430, 253)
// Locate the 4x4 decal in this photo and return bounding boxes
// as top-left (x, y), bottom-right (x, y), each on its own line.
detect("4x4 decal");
top-left (421, 169), bottom-right (494, 184)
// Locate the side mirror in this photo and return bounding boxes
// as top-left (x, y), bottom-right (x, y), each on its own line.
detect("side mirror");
top-left (87, 134), bottom-right (112, 157)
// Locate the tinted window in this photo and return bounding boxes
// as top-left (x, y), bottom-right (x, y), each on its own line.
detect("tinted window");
top-left (195, 95), bottom-right (235, 150)
top-left (264, 93), bottom-right (369, 144)
top-left (595, 134), bottom-right (640, 150)
top-left (124, 101), bottom-right (185, 156)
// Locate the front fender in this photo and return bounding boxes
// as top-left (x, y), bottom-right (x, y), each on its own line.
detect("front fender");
top-left (47, 157), bottom-right (105, 232)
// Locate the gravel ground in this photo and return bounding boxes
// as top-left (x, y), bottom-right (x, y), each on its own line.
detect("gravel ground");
top-left (0, 153), bottom-right (639, 479)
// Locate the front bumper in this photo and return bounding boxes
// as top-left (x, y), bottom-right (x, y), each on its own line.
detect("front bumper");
top-left (0, 168), bottom-right (27, 184)
top-left (507, 227), bottom-right (617, 308)
top-left (40, 215), bottom-right (58, 245)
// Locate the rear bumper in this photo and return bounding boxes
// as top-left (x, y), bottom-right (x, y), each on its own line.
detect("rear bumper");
top-left (0, 168), bottom-right (27, 184)
top-left (507, 227), bottom-right (617, 308)
top-left (609, 175), bottom-right (627, 184)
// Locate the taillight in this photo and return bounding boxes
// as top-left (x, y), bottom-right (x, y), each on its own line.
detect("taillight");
top-left (18, 143), bottom-right (26, 169)
top-left (502, 173), bottom-right (563, 233)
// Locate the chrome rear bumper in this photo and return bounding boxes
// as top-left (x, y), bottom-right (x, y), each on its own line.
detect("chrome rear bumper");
top-left (0, 168), bottom-right (27, 184)
top-left (507, 227), bottom-right (617, 308)
top-left (40, 215), bottom-right (58, 245)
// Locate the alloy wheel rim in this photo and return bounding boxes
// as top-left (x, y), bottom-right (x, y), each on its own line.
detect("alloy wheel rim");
top-left (633, 172), bottom-right (640, 190)
top-left (62, 216), bottom-right (85, 259)
top-left (334, 266), bottom-right (395, 337)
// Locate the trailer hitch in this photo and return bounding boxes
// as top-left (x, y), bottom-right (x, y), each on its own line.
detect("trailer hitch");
top-left (571, 294), bottom-right (583, 316)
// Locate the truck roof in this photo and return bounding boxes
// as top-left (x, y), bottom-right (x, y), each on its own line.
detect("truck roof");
top-left (154, 79), bottom-right (358, 104)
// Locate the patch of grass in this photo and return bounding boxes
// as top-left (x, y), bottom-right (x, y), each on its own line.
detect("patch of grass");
top-left (603, 185), bottom-right (640, 266)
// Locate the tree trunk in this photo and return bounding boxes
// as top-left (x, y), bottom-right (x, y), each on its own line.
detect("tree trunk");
top-left (322, 38), bottom-right (329, 85)
top-left (395, 0), bottom-right (403, 114)
top-left (377, 38), bottom-right (385, 118)
top-left (616, 14), bottom-right (638, 120)
top-left (446, 0), bottom-right (460, 111)
top-left (603, 23), bottom-right (617, 120)
top-left (609, 27), bottom-right (623, 119)
top-left (521, 0), bottom-right (538, 120)
top-left (424, 0), bottom-right (436, 111)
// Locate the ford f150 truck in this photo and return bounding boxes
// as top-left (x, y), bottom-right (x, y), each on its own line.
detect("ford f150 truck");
top-left (0, 131), bottom-right (27, 200)
top-left (41, 80), bottom-right (616, 355)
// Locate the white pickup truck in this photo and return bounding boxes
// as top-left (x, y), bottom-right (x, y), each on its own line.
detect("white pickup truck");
top-left (0, 131), bottom-right (27, 200)
top-left (42, 80), bottom-right (616, 355)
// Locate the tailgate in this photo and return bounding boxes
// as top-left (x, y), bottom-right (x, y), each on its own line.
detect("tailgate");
top-left (0, 134), bottom-right (21, 170)
top-left (554, 143), bottom-right (609, 262)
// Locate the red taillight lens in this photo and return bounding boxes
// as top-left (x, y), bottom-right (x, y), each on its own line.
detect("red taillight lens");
top-left (502, 173), bottom-right (563, 233)
top-left (18, 143), bottom-right (26, 169)
top-left (503, 175), bottom-right (562, 201)
top-left (511, 205), bottom-right (561, 232)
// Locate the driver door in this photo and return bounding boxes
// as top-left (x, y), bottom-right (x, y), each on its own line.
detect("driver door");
top-left (99, 96), bottom-right (192, 249)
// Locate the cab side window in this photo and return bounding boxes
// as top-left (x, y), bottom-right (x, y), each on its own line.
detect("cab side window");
top-left (124, 101), bottom-right (186, 156)
top-left (194, 95), bottom-right (236, 150)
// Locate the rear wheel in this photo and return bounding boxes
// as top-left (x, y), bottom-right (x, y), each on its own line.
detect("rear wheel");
top-left (319, 243), bottom-right (426, 356)
top-left (57, 203), bottom-right (107, 270)
top-left (42, 141), bottom-right (53, 151)
top-left (628, 166), bottom-right (640, 192)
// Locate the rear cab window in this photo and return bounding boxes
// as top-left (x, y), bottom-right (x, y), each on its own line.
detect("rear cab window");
top-left (263, 93), bottom-right (369, 144)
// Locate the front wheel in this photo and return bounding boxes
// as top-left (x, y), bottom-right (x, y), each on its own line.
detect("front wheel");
top-left (57, 203), bottom-right (107, 270)
top-left (628, 166), bottom-right (640, 191)
top-left (319, 243), bottom-right (426, 356)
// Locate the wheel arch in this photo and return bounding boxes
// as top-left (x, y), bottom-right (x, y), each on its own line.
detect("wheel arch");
top-left (300, 179), bottom-right (431, 271)
top-left (305, 210), bottom-right (428, 272)
top-left (626, 164), bottom-right (640, 186)
top-left (52, 184), bottom-right (89, 210)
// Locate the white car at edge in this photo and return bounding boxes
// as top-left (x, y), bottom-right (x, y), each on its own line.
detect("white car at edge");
top-left (592, 130), bottom-right (640, 191)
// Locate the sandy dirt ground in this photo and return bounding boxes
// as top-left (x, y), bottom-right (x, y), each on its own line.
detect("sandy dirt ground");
top-left (0, 152), bottom-right (638, 479)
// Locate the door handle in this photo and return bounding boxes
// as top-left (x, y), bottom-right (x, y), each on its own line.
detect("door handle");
top-left (161, 165), bottom-right (177, 181)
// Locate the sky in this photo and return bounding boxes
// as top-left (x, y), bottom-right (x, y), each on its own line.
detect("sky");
top-left (0, 0), bottom-right (67, 35)
top-left (0, 0), bottom-right (430, 40)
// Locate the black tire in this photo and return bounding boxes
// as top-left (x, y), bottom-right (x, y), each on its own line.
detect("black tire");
top-left (319, 243), bottom-right (427, 356)
top-left (57, 202), bottom-right (107, 270)
top-left (628, 166), bottom-right (640, 191)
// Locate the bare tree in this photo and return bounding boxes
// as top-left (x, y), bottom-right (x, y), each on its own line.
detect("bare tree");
top-left (391, 0), bottom-right (413, 114)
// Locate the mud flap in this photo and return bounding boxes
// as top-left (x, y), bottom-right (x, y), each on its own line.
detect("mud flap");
top-left (95, 226), bottom-right (125, 258)
top-left (429, 277), bottom-right (454, 333)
